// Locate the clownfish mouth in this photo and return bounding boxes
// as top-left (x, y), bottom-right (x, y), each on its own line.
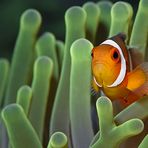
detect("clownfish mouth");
top-left (92, 62), bottom-right (110, 87)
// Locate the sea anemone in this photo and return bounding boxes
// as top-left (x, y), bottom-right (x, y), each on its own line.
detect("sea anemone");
top-left (0, 0), bottom-right (148, 148)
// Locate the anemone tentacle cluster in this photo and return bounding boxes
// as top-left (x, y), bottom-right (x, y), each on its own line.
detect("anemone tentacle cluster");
top-left (0, 0), bottom-right (148, 148)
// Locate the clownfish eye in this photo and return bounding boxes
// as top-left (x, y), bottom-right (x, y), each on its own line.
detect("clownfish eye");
top-left (111, 49), bottom-right (120, 62)
top-left (113, 51), bottom-right (118, 59)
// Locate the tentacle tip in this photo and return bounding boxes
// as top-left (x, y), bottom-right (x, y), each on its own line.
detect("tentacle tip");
top-left (21, 9), bottom-right (42, 29)
top-left (129, 118), bottom-right (144, 134)
top-left (49, 132), bottom-right (67, 147)
top-left (96, 96), bottom-right (112, 108)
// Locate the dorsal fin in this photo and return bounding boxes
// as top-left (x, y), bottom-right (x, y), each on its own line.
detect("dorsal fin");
top-left (110, 33), bottom-right (126, 42)
top-left (116, 33), bottom-right (126, 42)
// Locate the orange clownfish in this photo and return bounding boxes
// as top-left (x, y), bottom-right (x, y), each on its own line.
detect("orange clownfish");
top-left (91, 33), bottom-right (148, 106)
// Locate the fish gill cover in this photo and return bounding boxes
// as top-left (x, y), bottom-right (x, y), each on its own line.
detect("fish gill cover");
top-left (0, 0), bottom-right (148, 148)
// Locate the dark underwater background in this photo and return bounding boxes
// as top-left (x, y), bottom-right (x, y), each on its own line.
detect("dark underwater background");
top-left (0, 0), bottom-right (138, 59)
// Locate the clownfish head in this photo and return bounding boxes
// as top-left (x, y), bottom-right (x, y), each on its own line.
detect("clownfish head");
top-left (91, 33), bottom-right (129, 88)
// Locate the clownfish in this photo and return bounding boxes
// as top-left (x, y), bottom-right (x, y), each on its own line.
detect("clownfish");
top-left (91, 33), bottom-right (148, 106)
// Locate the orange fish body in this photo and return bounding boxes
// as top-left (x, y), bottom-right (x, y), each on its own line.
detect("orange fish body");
top-left (91, 33), bottom-right (148, 106)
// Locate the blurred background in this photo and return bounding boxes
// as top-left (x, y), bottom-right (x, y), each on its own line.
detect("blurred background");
top-left (0, 0), bottom-right (139, 59)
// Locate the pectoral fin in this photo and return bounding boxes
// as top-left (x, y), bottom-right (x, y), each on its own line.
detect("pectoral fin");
top-left (127, 62), bottom-right (148, 97)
